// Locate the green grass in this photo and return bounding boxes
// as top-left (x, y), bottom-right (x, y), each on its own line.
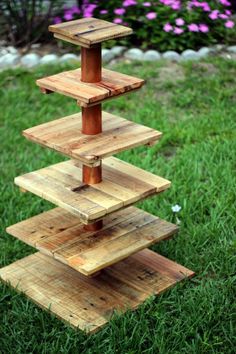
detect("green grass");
top-left (0, 58), bottom-right (236, 354)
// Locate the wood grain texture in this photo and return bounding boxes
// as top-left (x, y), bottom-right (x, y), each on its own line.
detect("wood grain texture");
top-left (49, 18), bottom-right (132, 48)
top-left (0, 250), bottom-right (194, 332)
top-left (23, 112), bottom-right (162, 166)
top-left (14, 157), bottom-right (170, 223)
top-left (36, 68), bottom-right (145, 107)
top-left (7, 207), bottom-right (178, 275)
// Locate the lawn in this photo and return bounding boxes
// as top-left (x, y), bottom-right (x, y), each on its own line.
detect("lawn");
top-left (0, 57), bottom-right (235, 353)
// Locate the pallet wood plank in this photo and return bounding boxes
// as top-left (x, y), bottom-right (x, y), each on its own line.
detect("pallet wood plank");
top-left (23, 112), bottom-right (162, 166)
top-left (49, 18), bottom-right (132, 47)
top-left (7, 206), bottom-right (178, 275)
top-left (36, 68), bottom-right (145, 107)
top-left (0, 250), bottom-right (194, 332)
top-left (14, 157), bottom-right (170, 223)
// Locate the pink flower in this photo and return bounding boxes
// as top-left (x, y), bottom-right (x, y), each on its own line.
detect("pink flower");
top-left (219, 0), bottom-right (231, 5)
top-left (219, 14), bottom-right (228, 19)
top-left (209, 10), bottom-right (219, 20)
top-left (123, 0), bottom-right (137, 6)
top-left (225, 20), bottom-right (234, 28)
top-left (172, 3), bottom-right (181, 10)
top-left (113, 18), bottom-right (123, 24)
top-left (174, 27), bottom-right (184, 35)
top-left (188, 23), bottom-right (199, 32)
top-left (202, 3), bottom-right (211, 12)
top-left (143, 2), bottom-right (151, 6)
top-left (146, 12), bottom-right (157, 19)
top-left (100, 9), bottom-right (108, 14)
top-left (163, 23), bottom-right (173, 32)
top-left (199, 24), bottom-right (209, 33)
top-left (225, 10), bottom-right (231, 15)
top-left (175, 18), bottom-right (185, 26)
top-left (114, 8), bottom-right (126, 15)
top-left (53, 17), bottom-right (62, 24)
top-left (64, 12), bottom-right (73, 21)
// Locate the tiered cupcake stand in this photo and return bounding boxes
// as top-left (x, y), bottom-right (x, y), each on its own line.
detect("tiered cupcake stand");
top-left (0, 18), bottom-right (194, 333)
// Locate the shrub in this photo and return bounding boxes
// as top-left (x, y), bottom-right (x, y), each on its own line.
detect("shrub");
top-left (53, 0), bottom-right (236, 51)
top-left (0, 0), bottom-right (61, 48)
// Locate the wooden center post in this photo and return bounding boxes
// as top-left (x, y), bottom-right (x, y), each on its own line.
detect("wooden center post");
top-left (81, 44), bottom-right (103, 231)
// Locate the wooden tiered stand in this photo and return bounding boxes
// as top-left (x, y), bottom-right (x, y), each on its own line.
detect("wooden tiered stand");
top-left (0, 18), bottom-right (194, 333)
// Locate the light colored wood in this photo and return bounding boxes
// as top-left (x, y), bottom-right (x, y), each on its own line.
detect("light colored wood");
top-left (23, 112), bottom-right (162, 166)
top-left (49, 18), bottom-right (132, 48)
top-left (7, 207), bottom-right (178, 275)
top-left (36, 68), bottom-right (145, 107)
top-left (14, 157), bottom-right (170, 224)
top-left (0, 250), bottom-right (194, 333)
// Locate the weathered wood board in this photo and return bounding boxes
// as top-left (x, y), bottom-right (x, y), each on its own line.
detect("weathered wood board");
top-left (49, 17), bottom-right (133, 48)
top-left (36, 68), bottom-right (145, 107)
top-left (14, 157), bottom-right (171, 224)
top-left (23, 111), bottom-right (162, 166)
top-left (0, 250), bottom-right (194, 333)
top-left (7, 206), bottom-right (178, 275)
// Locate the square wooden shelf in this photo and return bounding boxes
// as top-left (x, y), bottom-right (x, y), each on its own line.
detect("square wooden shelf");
top-left (49, 17), bottom-right (133, 48)
top-left (0, 250), bottom-right (194, 332)
top-left (7, 206), bottom-right (178, 276)
top-left (14, 157), bottom-right (171, 224)
top-left (23, 111), bottom-right (162, 166)
top-left (36, 68), bottom-right (145, 107)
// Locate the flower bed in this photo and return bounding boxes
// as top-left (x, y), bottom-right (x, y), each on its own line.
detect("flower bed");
top-left (54, 0), bottom-right (236, 51)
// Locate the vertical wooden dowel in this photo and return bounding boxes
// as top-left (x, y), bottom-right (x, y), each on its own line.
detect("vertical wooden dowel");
top-left (81, 44), bottom-right (103, 229)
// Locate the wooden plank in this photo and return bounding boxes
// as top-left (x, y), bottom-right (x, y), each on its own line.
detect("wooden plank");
top-left (36, 68), bottom-right (145, 107)
top-left (49, 18), bottom-right (132, 47)
top-left (7, 207), bottom-right (178, 275)
top-left (14, 158), bottom-right (170, 223)
top-left (23, 112), bottom-right (162, 166)
top-left (0, 250), bottom-right (194, 333)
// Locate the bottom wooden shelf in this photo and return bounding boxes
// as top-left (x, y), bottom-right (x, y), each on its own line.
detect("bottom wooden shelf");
top-left (0, 250), bottom-right (194, 333)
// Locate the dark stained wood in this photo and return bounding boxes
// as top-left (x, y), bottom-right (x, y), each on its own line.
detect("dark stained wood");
top-left (82, 163), bottom-right (102, 184)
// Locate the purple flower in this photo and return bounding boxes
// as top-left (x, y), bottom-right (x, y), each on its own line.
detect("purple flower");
top-left (100, 9), bottom-right (108, 14)
top-left (114, 8), bottom-right (126, 15)
top-left (202, 2), bottom-right (211, 12)
top-left (53, 17), bottom-right (62, 24)
top-left (123, 0), bottom-right (137, 6)
top-left (199, 24), bottom-right (209, 33)
top-left (143, 2), bottom-right (151, 6)
top-left (113, 18), bottom-right (123, 24)
top-left (172, 3), bottom-right (181, 10)
top-left (174, 27), bottom-right (184, 35)
top-left (225, 20), bottom-right (234, 28)
top-left (188, 23), bottom-right (199, 32)
top-left (163, 23), bottom-right (173, 32)
top-left (146, 12), bottom-right (157, 20)
top-left (175, 18), bottom-right (185, 26)
top-left (219, 14), bottom-right (229, 19)
top-left (225, 10), bottom-right (231, 15)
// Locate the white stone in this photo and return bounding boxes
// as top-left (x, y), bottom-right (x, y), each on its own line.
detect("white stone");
top-left (143, 50), bottom-right (161, 61)
top-left (227, 45), bottom-right (236, 54)
top-left (181, 49), bottom-right (200, 61)
top-left (102, 49), bottom-right (115, 63)
top-left (0, 48), bottom-right (8, 56)
top-left (31, 43), bottom-right (41, 49)
top-left (198, 47), bottom-right (213, 58)
top-left (40, 54), bottom-right (59, 65)
top-left (124, 48), bottom-right (143, 60)
top-left (6, 46), bottom-right (18, 54)
top-left (110, 46), bottom-right (127, 57)
top-left (59, 53), bottom-right (79, 62)
top-left (0, 53), bottom-right (20, 68)
top-left (21, 53), bottom-right (40, 67)
top-left (162, 51), bottom-right (180, 61)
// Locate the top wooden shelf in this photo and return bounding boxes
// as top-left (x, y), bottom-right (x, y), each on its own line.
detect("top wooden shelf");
top-left (49, 17), bottom-right (132, 48)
